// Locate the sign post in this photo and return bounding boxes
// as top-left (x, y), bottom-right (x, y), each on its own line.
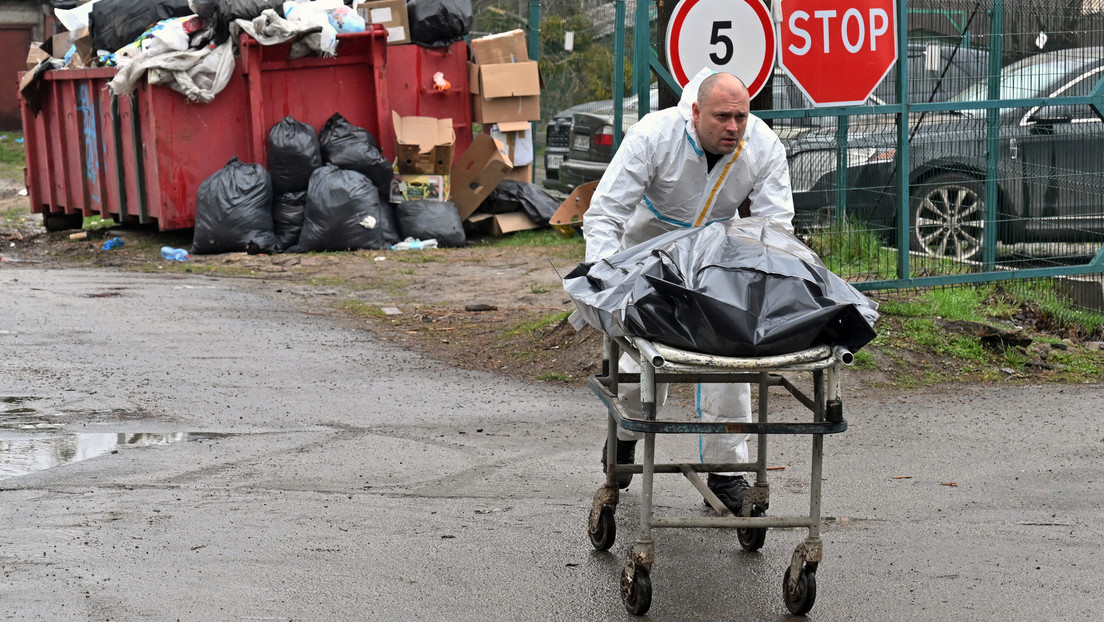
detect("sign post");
top-left (778, 0), bottom-right (898, 106)
top-left (665, 0), bottom-right (775, 99)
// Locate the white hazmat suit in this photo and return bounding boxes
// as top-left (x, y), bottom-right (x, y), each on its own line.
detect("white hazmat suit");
top-left (582, 68), bottom-right (795, 470)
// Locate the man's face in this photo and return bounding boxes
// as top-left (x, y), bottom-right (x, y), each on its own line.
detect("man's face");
top-left (692, 79), bottom-right (750, 155)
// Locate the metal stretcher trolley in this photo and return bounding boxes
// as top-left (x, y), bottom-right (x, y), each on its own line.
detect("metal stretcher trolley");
top-left (586, 334), bottom-right (853, 616)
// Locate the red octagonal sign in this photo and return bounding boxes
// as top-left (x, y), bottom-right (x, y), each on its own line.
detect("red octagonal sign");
top-left (779, 0), bottom-right (898, 106)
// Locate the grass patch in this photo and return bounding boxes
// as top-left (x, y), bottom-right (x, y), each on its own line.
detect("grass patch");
top-left (333, 299), bottom-right (383, 317)
top-left (537, 371), bottom-right (573, 382)
top-left (0, 132), bottom-right (25, 179)
top-left (505, 309), bottom-right (572, 337)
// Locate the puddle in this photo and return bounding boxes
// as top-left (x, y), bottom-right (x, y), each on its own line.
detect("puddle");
top-left (0, 431), bottom-right (232, 480)
top-left (1, 396), bottom-right (230, 479)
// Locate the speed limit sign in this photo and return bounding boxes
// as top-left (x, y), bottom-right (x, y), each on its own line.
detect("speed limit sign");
top-left (665, 0), bottom-right (776, 99)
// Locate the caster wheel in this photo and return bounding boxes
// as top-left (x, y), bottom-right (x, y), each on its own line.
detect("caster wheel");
top-left (588, 506), bottom-right (616, 551)
top-left (621, 565), bottom-right (652, 615)
top-left (783, 564), bottom-right (817, 615)
top-left (737, 505), bottom-right (767, 552)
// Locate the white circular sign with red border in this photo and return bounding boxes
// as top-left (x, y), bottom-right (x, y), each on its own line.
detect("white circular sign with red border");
top-left (665, 0), bottom-right (776, 99)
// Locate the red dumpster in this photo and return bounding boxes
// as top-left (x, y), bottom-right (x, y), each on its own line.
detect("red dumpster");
top-left (20, 28), bottom-right (394, 231)
top-left (386, 40), bottom-right (472, 157)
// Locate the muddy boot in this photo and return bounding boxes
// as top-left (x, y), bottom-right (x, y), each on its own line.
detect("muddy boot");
top-left (600, 439), bottom-right (637, 489)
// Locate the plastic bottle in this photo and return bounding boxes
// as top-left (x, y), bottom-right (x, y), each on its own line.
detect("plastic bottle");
top-left (101, 237), bottom-right (124, 250)
top-left (391, 238), bottom-right (439, 251)
top-left (160, 246), bottom-right (189, 261)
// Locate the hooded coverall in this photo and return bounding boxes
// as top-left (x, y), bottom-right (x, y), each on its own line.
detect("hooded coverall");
top-left (582, 68), bottom-right (796, 470)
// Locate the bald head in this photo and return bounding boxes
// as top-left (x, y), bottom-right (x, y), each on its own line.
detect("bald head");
top-left (691, 72), bottom-right (751, 155)
top-left (697, 73), bottom-right (749, 107)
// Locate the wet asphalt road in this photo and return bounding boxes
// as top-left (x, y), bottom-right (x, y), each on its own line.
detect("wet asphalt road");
top-left (2, 268), bottom-right (1103, 621)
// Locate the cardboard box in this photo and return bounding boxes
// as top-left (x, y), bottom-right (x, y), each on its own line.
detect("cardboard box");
top-left (392, 111), bottom-right (455, 175)
top-left (467, 211), bottom-right (540, 236)
top-left (26, 42), bottom-right (49, 70)
top-left (48, 32), bottom-right (71, 59)
top-left (390, 174), bottom-right (450, 203)
top-left (549, 181), bottom-right (598, 237)
top-left (357, 0), bottom-right (410, 45)
top-left (469, 62), bottom-right (541, 124)
top-left (468, 30), bottom-right (541, 125)
top-left (491, 125), bottom-right (533, 166)
top-left (449, 134), bottom-right (513, 220)
top-left (70, 26), bottom-right (93, 67)
top-left (503, 164), bottom-right (532, 183)
top-left (470, 29), bottom-right (528, 64)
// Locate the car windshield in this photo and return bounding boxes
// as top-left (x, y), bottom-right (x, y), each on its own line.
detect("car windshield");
top-left (950, 56), bottom-right (1088, 116)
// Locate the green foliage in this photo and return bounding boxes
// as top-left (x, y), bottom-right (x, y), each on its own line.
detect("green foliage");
top-left (506, 309), bottom-right (572, 336)
top-left (0, 132), bottom-right (26, 180)
top-left (801, 217), bottom-right (896, 279)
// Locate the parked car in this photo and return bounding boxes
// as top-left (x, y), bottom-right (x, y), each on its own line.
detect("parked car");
top-left (556, 42), bottom-right (989, 191)
top-left (788, 46), bottom-right (1104, 260)
top-left (542, 99), bottom-right (613, 193)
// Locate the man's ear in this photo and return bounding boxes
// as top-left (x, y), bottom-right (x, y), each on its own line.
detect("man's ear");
top-left (691, 101), bottom-right (700, 121)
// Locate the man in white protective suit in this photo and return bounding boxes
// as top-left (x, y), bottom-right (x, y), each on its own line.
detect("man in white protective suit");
top-left (582, 68), bottom-right (795, 515)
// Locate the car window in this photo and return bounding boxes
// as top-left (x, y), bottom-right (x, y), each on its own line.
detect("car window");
top-left (1025, 65), bottom-right (1104, 124)
top-left (952, 56), bottom-right (1088, 116)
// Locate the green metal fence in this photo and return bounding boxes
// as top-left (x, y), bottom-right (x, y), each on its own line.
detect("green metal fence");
top-left (525, 0), bottom-right (1104, 307)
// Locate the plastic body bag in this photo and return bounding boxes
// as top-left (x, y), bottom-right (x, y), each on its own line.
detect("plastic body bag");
top-left (563, 217), bottom-right (879, 357)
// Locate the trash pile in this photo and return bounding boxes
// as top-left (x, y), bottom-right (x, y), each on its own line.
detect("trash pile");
top-left (21, 1), bottom-right (563, 252)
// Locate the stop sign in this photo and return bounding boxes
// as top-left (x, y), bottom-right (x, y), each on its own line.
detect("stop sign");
top-left (778, 0), bottom-right (898, 106)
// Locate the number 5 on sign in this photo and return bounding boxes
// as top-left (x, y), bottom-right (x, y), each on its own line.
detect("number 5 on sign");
top-left (665, 0), bottom-right (776, 99)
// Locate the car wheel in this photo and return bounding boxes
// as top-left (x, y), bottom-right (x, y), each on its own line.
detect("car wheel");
top-left (910, 173), bottom-right (986, 261)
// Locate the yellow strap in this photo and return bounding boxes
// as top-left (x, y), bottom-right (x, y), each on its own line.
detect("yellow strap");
top-left (694, 140), bottom-right (744, 227)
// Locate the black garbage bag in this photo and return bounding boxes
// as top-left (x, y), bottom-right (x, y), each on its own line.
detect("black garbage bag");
top-left (193, 157), bottom-right (280, 255)
top-left (292, 165), bottom-right (392, 252)
top-left (190, 0), bottom-right (286, 44)
top-left (90, 0), bottom-right (193, 54)
top-left (563, 217), bottom-right (879, 357)
top-left (395, 200), bottom-right (465, 247)
top-left (319, 113), bottom-right (393, 194)
top-left (267, 116), bottom-right (322, 194)
top-left (406, 0), bottom-right (472, 47)
top-left (272, 190), bottom-right (306, 250)
top-left (480, 180), bottom-right (558, 225)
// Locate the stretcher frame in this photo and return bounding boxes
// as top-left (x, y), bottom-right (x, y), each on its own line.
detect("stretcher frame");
top-left (586, 334), bottom-right (852, 616)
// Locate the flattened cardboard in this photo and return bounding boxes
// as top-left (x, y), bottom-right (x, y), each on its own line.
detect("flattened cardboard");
top-left (357, 0), bottom-right (410, 45)
top-left (390, 174), bottom-right (450, 203)
top-left (392, 111), bottom-right (456, 175)
top-left (549, 181), bottom-right (598, 237)
top-left (470, 29), bottom-right (528, 64)
top-left (466, 211), bottom-right (540, 236)
top-left (449, 134), bottom-right (513, 220)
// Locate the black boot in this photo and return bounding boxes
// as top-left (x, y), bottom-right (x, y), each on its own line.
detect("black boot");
top-left (706, 474), bottom-right (750, 514)
top-left (600, 439), bottom-right (637, 489)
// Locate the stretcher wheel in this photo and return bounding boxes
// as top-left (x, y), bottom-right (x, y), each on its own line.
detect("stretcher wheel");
top-left (783, 564), bottom-right (817, 615)
top-left (588, 506), bottom-right (616, 551)
top-left (620, 565), bottom-right (652, 615)
top-left (737, 506), bottom-right (767, 552)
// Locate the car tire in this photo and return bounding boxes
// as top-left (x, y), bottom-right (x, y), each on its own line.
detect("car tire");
top-left (910, 173), bottom-right (987, 262)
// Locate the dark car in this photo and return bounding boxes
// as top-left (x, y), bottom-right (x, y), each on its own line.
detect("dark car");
top-left (542, 99), bottom-right (613, 193)
top-left (788, 46), bottom-right (1104, 261)
top-left (557, 43), bottom-right (989, 191)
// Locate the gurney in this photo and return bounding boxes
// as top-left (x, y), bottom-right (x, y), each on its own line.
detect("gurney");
top-left (586, 333), bottom-right (853, 615)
